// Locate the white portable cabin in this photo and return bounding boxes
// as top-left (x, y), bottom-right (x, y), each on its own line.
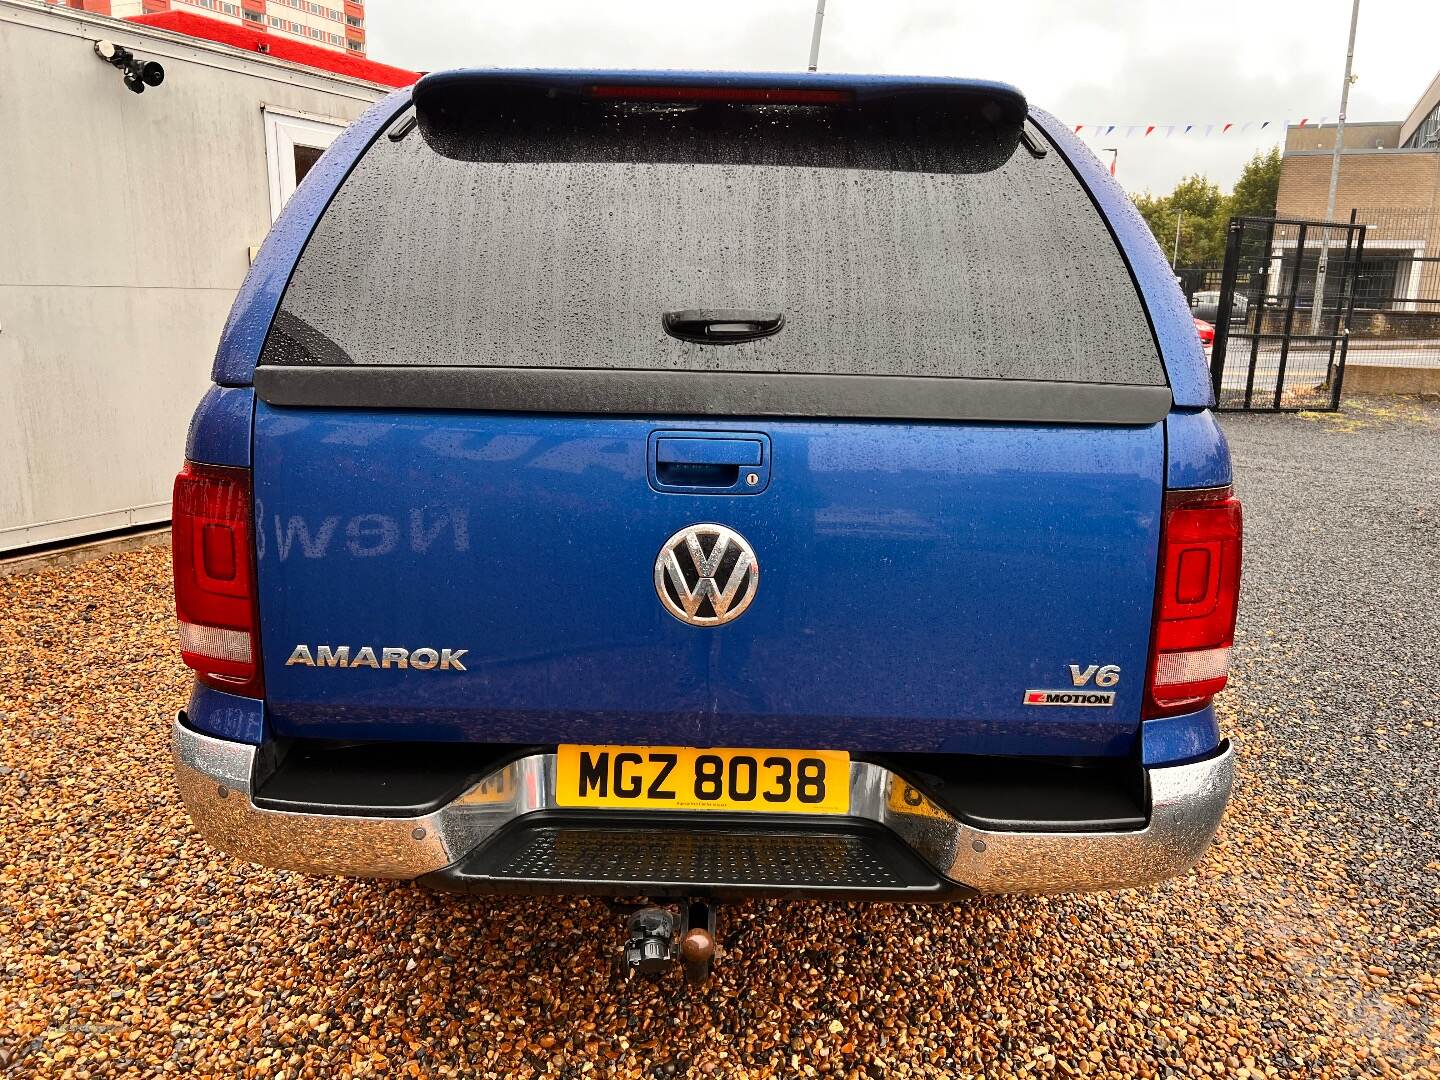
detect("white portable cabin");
top-left (0, 0), bottom-right (392, 551)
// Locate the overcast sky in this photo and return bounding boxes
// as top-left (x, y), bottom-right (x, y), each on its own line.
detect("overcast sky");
top-left (367, 1), bottom-right (1440, 196)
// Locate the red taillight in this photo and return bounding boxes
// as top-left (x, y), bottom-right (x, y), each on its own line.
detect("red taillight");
top-left (587, 84), bottom-right (853, 106)
top-left (172, 461), bottom-right (262, 698)
top-left (1145, 486), bottom-right (1243, 718)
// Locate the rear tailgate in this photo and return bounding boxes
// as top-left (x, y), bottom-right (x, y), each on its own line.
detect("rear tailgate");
top-left (250, 73), bottom-right (1169, 757)
top-left (254, 408), bottom-right (1160, 754)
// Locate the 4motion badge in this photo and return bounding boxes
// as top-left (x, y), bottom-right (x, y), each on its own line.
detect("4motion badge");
top-left (1024, 663), bottom-right (1120, 707)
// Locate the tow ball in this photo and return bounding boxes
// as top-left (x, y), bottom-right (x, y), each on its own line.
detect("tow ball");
top-left (622, 900), bottom-right (716, 984)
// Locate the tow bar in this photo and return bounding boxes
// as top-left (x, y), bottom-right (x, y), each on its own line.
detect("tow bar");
top-left (622, 900), bottom-right (717, 984)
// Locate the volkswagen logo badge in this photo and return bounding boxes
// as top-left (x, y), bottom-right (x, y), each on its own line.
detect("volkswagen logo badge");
top-left (654, 524), bottom-right (759, 627)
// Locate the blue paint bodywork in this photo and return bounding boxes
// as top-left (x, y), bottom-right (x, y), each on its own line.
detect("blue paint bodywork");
top-left (1165, 409), bottom-right (1232, 490)
top-left (251, 404), bottom-right (1164, 757)
top-left (185, 69), bottom-right (1232, 766)
top-left (186, 385), bottom-right (254, 468)
top-left (1141, 704), bottom-right (1221, 767)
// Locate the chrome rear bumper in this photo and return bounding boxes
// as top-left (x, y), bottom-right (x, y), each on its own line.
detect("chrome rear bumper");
top-left (172, 717), bottom-right (1234, 895)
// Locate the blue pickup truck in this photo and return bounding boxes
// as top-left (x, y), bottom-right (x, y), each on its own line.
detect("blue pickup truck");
top-left (171, 70), bottom-right (1240, 975)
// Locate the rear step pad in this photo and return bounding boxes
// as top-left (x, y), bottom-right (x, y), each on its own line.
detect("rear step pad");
top-left (420, 813), bottom-right (970, 900)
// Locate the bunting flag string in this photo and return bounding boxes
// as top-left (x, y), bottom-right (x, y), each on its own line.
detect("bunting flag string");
top-left (1069, 118), bottom-right (1317, 137)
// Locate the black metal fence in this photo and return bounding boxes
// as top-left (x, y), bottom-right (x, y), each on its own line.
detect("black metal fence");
top-left (1181, 208), bottom-right (1440, 400)
top-left (1208, 215), bottom-right (1367, 411)
top-left (1338, 208), bottom-right (1440, 369)
top-left (1176, 266), bottom-right (1225, 309)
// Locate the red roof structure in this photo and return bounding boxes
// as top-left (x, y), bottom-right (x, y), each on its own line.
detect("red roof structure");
top-left (126, 11), bottom-right (417, 88)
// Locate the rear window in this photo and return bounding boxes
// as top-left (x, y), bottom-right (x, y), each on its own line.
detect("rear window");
top-left (261, 89), bottom-right (1163, 387)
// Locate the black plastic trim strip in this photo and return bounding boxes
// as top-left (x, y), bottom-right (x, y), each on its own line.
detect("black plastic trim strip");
top-left (861, 752), bottom-right (1148, 834)
top-left (254, 365), bottom-right (1172, 425)
top-left (251, 740), bottom-right (543, 818)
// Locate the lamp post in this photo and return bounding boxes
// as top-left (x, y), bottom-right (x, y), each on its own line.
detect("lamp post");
top-left (1311, 0), bottom-right (1361, 335)
top-left (807, 0), bottom-right (826, 72)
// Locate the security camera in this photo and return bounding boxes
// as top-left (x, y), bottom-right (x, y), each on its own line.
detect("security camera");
top-left (94, 39), bottom-right (130, 64)
top-left (94, 39), bottom-right (165, 94)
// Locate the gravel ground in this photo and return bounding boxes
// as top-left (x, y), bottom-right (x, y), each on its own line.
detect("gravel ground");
top-left (2, 397), bottom-right (1438, 1079)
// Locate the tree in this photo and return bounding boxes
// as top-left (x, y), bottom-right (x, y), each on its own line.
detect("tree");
top-left (1133, 190), bottom-right (1179, 260)
top-left (1133, 174), bottom-right (1229, 266)
top-left (1130, 148), bottom-right (1283, 267)
top-left (1229, 147), bottom-right (1283, 219)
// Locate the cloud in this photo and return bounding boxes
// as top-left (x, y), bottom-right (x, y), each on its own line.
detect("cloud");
top-left (366, 0), bottom-right (1440, 195)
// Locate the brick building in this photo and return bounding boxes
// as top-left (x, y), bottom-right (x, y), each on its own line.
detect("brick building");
top-left (1278, 68), bottom-right (1440, 215)
top-left (48, 0), bottom-right (366, 53)
top-left (1275, 71), bottom-right (1440, 323)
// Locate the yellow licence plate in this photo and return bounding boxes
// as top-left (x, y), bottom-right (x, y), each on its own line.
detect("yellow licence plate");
top-left (556, 745), bottom-right (850, 814)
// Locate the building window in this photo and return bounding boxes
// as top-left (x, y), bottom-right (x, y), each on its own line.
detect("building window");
top-left (243, 8), bottom-right (261, 19)
top-left (345, 13), bottom-right (361, 25)
top-left (347, 38), bottom-right (362, 50)
top-left (1405, 105), bottom-right (1440, 150)
top-left (264, 108), bottom-right (345, 220)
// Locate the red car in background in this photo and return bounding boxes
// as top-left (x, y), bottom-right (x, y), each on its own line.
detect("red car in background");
top-left (1194, 317), bottom-right (1215, 346)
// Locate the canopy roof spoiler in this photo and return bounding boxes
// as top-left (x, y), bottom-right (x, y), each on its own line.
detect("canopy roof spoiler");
top-left (412, 68), bottom-right (1028, 128)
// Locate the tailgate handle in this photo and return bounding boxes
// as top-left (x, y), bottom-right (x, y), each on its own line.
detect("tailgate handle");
top-left (649, 432), bottom-right (771, 494)
top-left (662, 309), bottom-right (784, 344)
top-left (655, 438), bottom-right (762, 467)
